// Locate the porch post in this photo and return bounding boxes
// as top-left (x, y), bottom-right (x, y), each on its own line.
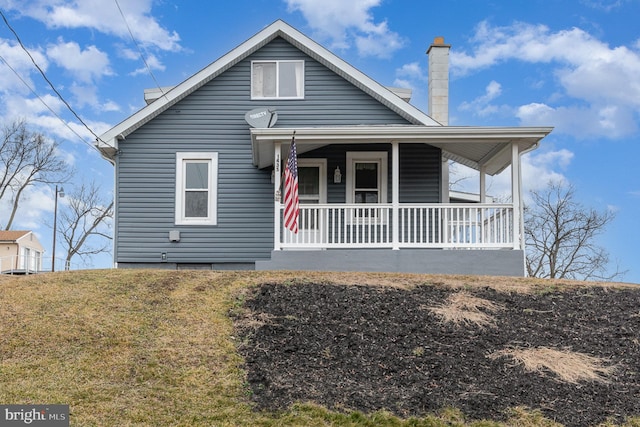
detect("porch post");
top-left (392, 141), bottom-right (399, 249)
top-left (519, 161), bottom-right (525, 251)
top-left (479, 165), bottom-right (487, 203)
top-left (479, 164), bottom-right (487, 243)
top-left (511, 142), bottom-right (521, 250)
top-left (441, 157), bottom-right (450, 203)
top-left (274, 142), bottom-right (282, 251)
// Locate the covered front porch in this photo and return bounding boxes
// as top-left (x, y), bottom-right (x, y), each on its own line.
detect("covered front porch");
top-left (251, 125), bottom-right (552, 274)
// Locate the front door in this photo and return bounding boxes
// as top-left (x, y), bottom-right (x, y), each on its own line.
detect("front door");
top-left (284, 159), bottom-right (326, 245)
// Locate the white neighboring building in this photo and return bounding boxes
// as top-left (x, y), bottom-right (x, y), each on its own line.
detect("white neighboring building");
top-left (0, 230), bottom-right (44, 273)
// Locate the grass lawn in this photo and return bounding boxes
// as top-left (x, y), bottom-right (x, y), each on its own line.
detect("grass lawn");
top-left (0, 270), bottom-right (638, 426)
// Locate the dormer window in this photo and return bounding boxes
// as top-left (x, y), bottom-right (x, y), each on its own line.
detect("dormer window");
top-left (251, 60), bottom-right (304, 99)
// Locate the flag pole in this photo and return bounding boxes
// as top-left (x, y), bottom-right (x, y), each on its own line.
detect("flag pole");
top-left (277, 130), bottom-right (296, 193)
top-left (282, 131), bottom-right (299, 234)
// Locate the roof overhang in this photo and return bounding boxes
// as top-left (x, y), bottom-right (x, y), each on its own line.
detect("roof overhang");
top-left (251, 125), bottom-right (553, 175)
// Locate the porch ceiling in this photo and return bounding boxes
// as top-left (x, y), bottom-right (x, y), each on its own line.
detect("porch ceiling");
top-left (250, 125), bottom-right (553, 175)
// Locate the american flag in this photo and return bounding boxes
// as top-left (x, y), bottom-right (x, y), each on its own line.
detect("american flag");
top-left (283, 136), bottom-right (299, 233)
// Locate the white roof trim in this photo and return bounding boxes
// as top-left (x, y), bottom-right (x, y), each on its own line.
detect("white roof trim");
top-left (250, 125), bottom-right (553, 175)
top-left (97, 19), bottom-right (439, 159)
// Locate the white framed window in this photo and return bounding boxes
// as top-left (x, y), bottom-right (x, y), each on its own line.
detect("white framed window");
top-left (346, 152), bottom-right (388, 204)
top-left (175, 152), bottom-right (218, 225)
top-left (251, 60), bottom-right (304, 99)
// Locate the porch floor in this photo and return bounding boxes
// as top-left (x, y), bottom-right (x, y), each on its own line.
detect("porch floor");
top-left (255, 248), bottom-right (525, 277)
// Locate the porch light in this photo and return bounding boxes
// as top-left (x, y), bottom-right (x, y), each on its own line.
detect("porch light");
top-left (333, 166), bottom-right (342, 184)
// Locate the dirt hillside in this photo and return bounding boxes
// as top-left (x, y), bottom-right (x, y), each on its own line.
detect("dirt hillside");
top-left (235, 279), bottom-right (640, 427)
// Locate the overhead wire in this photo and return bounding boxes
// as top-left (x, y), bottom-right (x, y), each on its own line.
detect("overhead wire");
top-left (0, 52), bottom-right (100, 153)
top-left (113, 0), bottom-right (168, 100)
top-left (0, 9), bottom-right (115, 149)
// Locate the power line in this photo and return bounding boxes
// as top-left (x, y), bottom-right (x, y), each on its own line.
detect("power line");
top-left (0, 9), bottom-right (113, 148)
top-left (114, 0), bottom-right (167, 100)
top-left (0, 52), bottom-right (101, 154)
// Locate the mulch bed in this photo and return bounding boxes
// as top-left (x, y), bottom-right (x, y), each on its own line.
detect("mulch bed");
top-left (234, 281), bottom-right (640, 427)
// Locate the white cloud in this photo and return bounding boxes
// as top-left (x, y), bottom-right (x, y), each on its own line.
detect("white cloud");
top-left (129, 53), bottom-right (165, 76)
top-left (0, 92), bottom-right (110, 148)
top-left (119, 47), bottom-right (140, 61)
top-left (5, 0), bottom-right (181, 52)
top-left (0, 38), bottom-right (48, 93)
top-left (459, 80), bottom-right (503, 117)
top-left (451, 21), bottom-right (640, 138)
top-left (86, 118), bottom-right (115, 137)
top-left (46, 38), bottom-right (112, 83)
top-left (607, 204), bottom-right (620, 213)
top-left (0, 93), bottom-right (91, 147)
top-left (527, 147), bottom-right (574, 171)
top-left (68, 82), bottom-right (99, 108)
top-left (100, 100), bottom-right (120, 113)
top-left (285, 0), bottom-right (405, 57)
top-left (392, 62), bottom-right (426, 91)
top-left (495, 149), bottom-right (573, 200)
top-left (555, 48), bottom-right (640, 110)
top-left (0, 179), bottom-right (57, 233)
top-left (581, 0), bottom-right (627, 12)
top-left (30, 113), bottom-right (93, 144)
top-left (395, 62), bottom-right (425, 80)
top-left (451, 148), bottom-right (573, 203)
top-left (3, 93), bottom-right (64, 118)
top-left (517, 102), bottom-right (637, 138)
top-left (392, 78), bottom-right (411, 89)
top-left (354, 20), bottom-right (404, 58)
top-left (451, 22), bottom-right (583, 74)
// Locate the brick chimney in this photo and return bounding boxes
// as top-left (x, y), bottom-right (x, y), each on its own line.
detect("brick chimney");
top-left (427, 36), bottom-right (451, 125)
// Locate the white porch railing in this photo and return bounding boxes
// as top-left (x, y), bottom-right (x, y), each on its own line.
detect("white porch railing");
top-left (0, 254), bottom-right (43, 274)
top-left (279, 204), bottom-right (515, 249)
top-left (0, 255), bottom-right (74, 274)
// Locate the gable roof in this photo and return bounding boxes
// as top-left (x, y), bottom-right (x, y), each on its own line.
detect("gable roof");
top-left (0, 230), bottom-right (31, 242)
top-left (97, 19), bottom-right (440, 160)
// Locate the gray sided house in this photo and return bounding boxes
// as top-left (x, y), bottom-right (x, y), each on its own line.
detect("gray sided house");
top-left (97, 20), bottom-right (552, 276)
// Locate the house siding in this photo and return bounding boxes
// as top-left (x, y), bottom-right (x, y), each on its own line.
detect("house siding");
top-left (115, 37), bottom-right (423, 266)
top-left (0, 243), bottom-right (19, 270)
top-left (399, 144), bottom-right (441, 203)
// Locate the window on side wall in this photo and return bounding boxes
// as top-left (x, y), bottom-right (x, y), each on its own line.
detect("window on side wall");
top-left (175, 152), bottom-right (218, 225)
top-left (251, 60), bottom-right (304, 99)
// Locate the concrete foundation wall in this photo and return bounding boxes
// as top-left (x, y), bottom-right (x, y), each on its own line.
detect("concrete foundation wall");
top-left (256, 249), bottom-right (525, 277)
top-left (119, 250), bottom-right (525, 277)
top-left (117, 262), bottom-right (255, 271)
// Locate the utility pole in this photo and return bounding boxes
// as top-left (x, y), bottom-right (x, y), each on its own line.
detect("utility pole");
top-left (52, 185), bottom-right (64, 272)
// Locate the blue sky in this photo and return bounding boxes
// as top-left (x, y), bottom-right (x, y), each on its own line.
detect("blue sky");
top-left (0, 0), bottom-right (638, 282)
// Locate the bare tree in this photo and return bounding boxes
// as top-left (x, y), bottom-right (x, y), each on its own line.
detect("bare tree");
top-left (57, 181), bottom-right (113, 270)
top-left (524, 181), bottom-right (624, 281)
top-left (448, 160), bottom-right (475, 192)
top-left (0, 120), bottom-right (71, 229)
